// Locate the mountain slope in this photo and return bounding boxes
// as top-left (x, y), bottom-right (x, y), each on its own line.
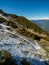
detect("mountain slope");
top-left (0, 23), bottom-right (48, 65)
top-left (0, 9), bottom-right (49, 65)
top-left (0, 9), bottom-right (49, 42)
top-left (0, 9), bottom-right (47, 32)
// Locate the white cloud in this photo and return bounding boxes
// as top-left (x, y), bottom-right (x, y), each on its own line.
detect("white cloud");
top-left (29, 17), bottom-right (49, 20)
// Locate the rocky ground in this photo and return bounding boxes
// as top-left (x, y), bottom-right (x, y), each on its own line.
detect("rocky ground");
top-left (0, 24), bottom-right (48, 65)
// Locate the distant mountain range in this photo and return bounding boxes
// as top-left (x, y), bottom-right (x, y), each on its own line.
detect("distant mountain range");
top-left (31, 20), bottom-right (49, 32)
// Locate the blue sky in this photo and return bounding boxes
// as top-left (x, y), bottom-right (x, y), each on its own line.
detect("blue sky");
top-left (0, 0), bottom-right (49, 20)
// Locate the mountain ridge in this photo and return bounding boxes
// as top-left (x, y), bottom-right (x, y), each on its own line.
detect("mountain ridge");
top-left (0, 9), bottom-right (49, 41)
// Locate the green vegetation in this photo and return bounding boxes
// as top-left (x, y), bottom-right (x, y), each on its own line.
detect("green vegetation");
top-left (5, 21), bottom-right (18, 28)
top-left (0, 18), bottom-right (6, 23)
top-left (8, 14), bottom-right (18, 18)
top-left (16, 16), bottom-right (49, 34)
top-left (0, 50), bottom-right (17, 65)
top-left (17, 16), bottom-right (44, 32)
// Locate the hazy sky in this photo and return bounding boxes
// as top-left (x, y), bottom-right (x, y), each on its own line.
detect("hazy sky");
top-left (0, 0), bottom-right (49, 20)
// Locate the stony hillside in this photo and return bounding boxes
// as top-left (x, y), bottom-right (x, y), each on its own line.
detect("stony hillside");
top-left (0, 9), bottom-right (49, 65)
top-left (0, 9), bottom-right (49, 42)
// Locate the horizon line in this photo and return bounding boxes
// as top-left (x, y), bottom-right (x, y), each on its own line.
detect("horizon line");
top-left (28, 17), bottom-right (49, 20)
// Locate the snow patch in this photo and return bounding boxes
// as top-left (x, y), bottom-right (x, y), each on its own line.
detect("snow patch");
top-left (0, 14), bottom-right (9, 21)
